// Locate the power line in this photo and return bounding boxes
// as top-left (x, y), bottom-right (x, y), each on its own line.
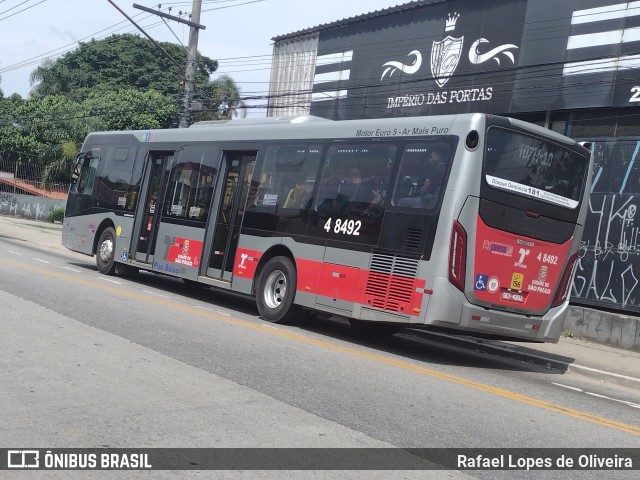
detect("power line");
top-left (0, 0), bottom-right (47, 22)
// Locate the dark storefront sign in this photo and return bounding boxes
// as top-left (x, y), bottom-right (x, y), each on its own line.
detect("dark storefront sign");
top-left (310, 0), bottom-right (640, 120)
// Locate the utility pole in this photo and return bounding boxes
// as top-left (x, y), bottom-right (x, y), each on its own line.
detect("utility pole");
top-left (181, 0), bottom-right (203, 128)
top-left (132, 1), bottom-right (206, 128)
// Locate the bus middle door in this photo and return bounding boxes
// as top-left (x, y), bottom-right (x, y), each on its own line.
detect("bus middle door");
top-left (206, 151), bottom-right (256, 282)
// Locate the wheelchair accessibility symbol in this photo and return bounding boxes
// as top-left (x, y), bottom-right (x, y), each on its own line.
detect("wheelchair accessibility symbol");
top-left (474, 274), bottom-right (488, 291)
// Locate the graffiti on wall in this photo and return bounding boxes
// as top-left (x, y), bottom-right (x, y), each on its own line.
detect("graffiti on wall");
top-left (0, 192), bottom-right (65, 221)
top-left (571, 140), bottom-right (640, 312)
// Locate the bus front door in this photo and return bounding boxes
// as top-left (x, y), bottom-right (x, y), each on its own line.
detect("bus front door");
top-left (205, 151), bottom-right (256, 281)
top-left (135, 152), bottom-right (172, 263)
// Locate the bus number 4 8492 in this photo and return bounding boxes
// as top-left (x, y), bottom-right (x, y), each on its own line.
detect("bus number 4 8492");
top-left (324, 218), bottom-right (362, 236)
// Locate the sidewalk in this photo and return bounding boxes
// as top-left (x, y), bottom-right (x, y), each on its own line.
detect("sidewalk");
top-left (1, 214), bottom-right (639, 390)
top-left (0, 214), bottom-right (65, 252)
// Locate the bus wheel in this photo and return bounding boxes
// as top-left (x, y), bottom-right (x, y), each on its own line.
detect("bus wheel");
top-left (349, 319), bottom-right (404, 336)
top-left (96, 227), bottom-right (117, 275)
top-left (256, 256), bottom-right (300, 324)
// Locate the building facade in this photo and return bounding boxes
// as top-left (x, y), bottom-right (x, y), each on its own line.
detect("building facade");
top-left (268, 0), bottom-right (640, 314)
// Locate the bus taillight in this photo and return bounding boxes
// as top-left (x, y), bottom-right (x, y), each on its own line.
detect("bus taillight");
top-left (551, 252), bottom-right (579, 308)
top-left (449, 220), bottom-right (467, 292)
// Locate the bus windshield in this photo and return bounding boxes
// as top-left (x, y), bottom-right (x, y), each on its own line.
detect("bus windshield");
top-left (484, 127), bottom-right (588, 209)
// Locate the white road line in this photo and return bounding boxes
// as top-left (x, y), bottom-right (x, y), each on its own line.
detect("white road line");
top-left (143, 290), bottom-right (171, 299)
top-left (552, 382), bottom-right (583, 392)
top-left (33, 258), bottom-right (50, 264)
top-left (98, 277), bottom-right (123, 285)
top-left (60, 266), bottom-right (81, 273)
top-left (585, 392), bottom-right (640, 409)
top-left (8, 250), bottom-right (23, 256)
top-left (215, 311), bottom-right (231, 317)
top-left (553, 382), bottom-right (640, 408)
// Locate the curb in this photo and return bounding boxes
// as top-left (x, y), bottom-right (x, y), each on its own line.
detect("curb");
top-left (404, 329), bottom-right (640, 390)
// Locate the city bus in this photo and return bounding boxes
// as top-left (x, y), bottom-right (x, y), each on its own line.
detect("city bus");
top-left (62, 113), bottom-right (593, 342)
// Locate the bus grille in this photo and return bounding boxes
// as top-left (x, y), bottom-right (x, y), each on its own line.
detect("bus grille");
top-left (364, 254), bottom-right (419, 314)
top-left (402, 228), bottom-right (423, 251)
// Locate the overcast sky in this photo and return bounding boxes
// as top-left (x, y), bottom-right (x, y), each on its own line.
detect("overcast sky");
top-left (0, 0), bottom-right (405, 116)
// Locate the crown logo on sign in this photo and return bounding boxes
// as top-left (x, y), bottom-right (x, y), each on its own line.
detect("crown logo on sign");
top-left (445, 12), bottom-right (460, 32)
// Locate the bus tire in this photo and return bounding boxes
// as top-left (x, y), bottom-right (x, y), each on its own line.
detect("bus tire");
top-left (349, 319), bottom-right (404, 336)
top-left (96, 227), bottom-right (117, 275)
top-left (256, 256), bottom-right (300, 324)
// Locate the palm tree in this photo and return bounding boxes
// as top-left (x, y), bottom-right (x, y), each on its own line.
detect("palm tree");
top-left (212, 75), bottom-right (247, 119)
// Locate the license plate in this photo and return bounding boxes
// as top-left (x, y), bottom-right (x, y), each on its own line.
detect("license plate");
top-left (501, 291), bottom-right (524, 303)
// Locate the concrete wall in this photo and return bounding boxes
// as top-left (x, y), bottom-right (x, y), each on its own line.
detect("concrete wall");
top-left (0, 192), bottom-right (66, 221)
top-left (565, 305), bottom-right (640, 352)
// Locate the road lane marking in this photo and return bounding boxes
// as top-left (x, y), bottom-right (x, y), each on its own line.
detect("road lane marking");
top-left (98, 277), bottom-right (123, 285)
top-left (143, 290), bottom-right (171, 299)
top-left (2, 257), bottom-right (640, 437)
top-left (552, 383), bottom-right (640, 409)
top-left (585, 392), bottom-right (640, 409)
top-left (33, 258), bottom-right (50, 264)
top-left (60, 266), bottom-right (81, 273)
top-left (552, 382), bottom-right (583, 392)
top-left (7, 251), bottom-right (23, 256)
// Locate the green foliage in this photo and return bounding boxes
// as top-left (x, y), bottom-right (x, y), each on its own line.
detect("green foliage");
top-left (0, 33), bottom-right (244, 190)
top-left (81, 87), bottom-right (178, 131)
top-left (46, 207), bottom-right (65, 223)
top-left (30, 34), bottom-right (218, 102)
top-left (0, 94), bottom-right (83, 164)
top-left (203, 74), bottom-right (248, 120)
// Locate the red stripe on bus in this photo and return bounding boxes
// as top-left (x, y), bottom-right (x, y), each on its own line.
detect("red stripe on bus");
top-left (236, 248), bottom-right (425, 317)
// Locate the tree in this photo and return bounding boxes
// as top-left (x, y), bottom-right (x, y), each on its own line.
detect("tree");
top-left (193, 74), bottom-right (247, 122)
top-left (0, 94), bottom-right (84, 164)
top-left (0, 34), bottom-right (247, 190)
top-left (29, 34), bottom-right (219, 102)
top-left (81, 87), bottom-right (177, 131)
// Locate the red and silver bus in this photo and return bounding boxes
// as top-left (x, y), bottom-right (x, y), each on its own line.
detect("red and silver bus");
top-left (63, 113), bottom-right (592, 342)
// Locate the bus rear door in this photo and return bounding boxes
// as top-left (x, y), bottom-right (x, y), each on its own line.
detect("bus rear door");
top-left (205, 150), bottom-right (257, 282)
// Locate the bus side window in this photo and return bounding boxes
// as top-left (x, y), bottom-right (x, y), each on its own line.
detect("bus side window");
top-left (393, 143), bottom-right (452, 209)
top-left (95, 146), bottom-right (137, 210)
top-left (163, 146), bottom-right (218, 222)
top-left (251, 144), bottom-right (322, 211)
top-left (314, 144), bottom-right (395, 217)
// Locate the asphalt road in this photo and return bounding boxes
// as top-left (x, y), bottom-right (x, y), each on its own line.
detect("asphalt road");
top-left (0, 236), bottom-right (639, 479)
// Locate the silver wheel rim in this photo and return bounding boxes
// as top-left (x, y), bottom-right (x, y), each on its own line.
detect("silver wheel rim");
top-left (99, 236), bottom-right (114, 264)
top-left (263, 269), bottom-right (287, 309)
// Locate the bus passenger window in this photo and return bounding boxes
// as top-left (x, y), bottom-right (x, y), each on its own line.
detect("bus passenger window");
top-left (162, 147), bottom-right (218, 222)
top-left (251, 145), bottom-right (322, 211)
top-left (393, 143), bottom-right (452, 209)
top-left (314, 144), bottom-right (395, 218)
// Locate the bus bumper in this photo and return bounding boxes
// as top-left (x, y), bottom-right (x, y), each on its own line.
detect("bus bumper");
top-left (426, 276), bottom-right (567, 342)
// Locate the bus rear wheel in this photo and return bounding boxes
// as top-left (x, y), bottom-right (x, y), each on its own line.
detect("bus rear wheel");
top-left (256, 256), bottom-right (301, 324)
top-left (96, 227), bottom-right (116, 275)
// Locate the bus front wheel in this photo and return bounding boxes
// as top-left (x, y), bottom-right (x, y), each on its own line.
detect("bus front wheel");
top-left (96, 227), bottom-right (117, 275)
top-left (256, 256), bottom-right (300, 324)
